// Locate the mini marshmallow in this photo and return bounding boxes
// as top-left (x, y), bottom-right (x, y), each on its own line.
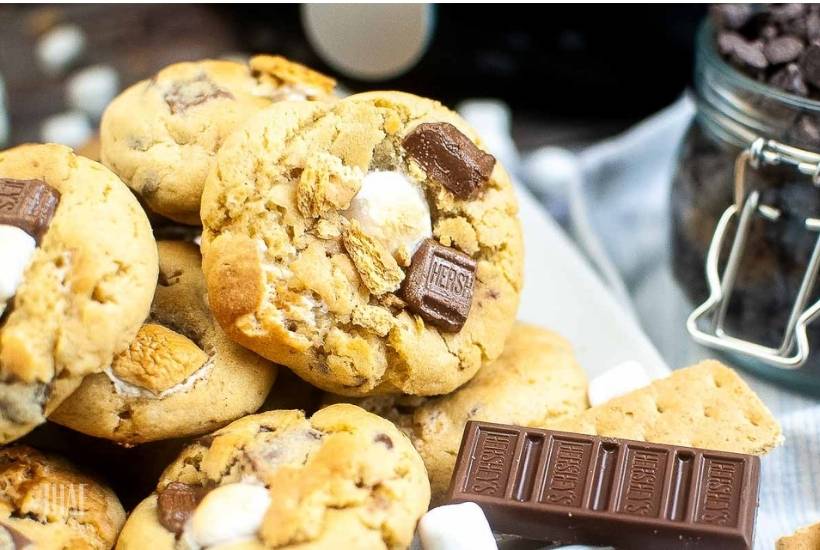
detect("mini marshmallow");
top-left (418, 502), bottom-right (497, 550)
top-left (186, 482), bottom-right (270, 547)
top-left (0, 225), bottom-right (37, 318)
top-left (345, 170), bottom-right (432, 259)
top-left (40, 110), bottom-right (93, 149)
top-left (588, 360), bottom-right (652, 406)
top-left (36, 24), bottom-right (86, 76)
top-left (66, 64), bottom-right (120, 119)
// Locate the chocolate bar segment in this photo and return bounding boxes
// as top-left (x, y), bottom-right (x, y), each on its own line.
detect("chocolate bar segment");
top-left (402, 122), bottom-right (495, 200)
top-left (0, 178), bottom-right (60, 243)
top-left (157, 482), bottom-right (210, 535)
top-left (448, 421), bottom-right (760, 550)
top-left (401, 239), bottom-right (476, 332)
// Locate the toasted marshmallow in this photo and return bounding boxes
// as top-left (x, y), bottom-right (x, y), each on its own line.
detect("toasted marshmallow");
top-left (588, 360), bottom-right (652, 406)
top-left (418, 502), bottom-right (497, 550)
top-left (345, 170), bottom-right (431, 260)
top-left (0, 225), bottom-right (36, 317)
top-left (186, 482), bottom-right (270, 547)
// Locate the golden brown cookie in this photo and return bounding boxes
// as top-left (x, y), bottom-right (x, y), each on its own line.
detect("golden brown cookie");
top-left (116, 404), bottom-right (430, 549)
top-left (0, 445), bottom-right (126, 549)
top-left (327, 323), bottom-right (588, 503)
top-left (0, 144), bottom-right (157, 444)
top-left (200, 91), bottom-right (523, 397)
top-left (101, 55), bottom-right (335, 225)
top-left (50, 241), bottom-right (277, 445)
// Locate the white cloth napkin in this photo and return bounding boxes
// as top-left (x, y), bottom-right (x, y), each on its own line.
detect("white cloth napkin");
top-left (459, 96), bottom-right (820, 549)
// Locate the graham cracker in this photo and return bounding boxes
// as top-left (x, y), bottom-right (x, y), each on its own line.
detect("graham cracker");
top-left (552, 360), bottom-right (782, 455)
top-left (777, 522), bottom-right (820, 550)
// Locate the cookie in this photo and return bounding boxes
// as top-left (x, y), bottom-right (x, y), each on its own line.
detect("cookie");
top-left (116, 404), bottom-right (430, 549)
top-left (326, 323), bottom-right (588, 503)
top-left (0, 144), bottom-right (158, 444)
top-left (777, 522), bottom-right (820, 549)
top-left (50, 241), bottom-right (278, 445)
top-left (0, 445), bottom-right (126, 549)
top-left (553, 360), bottom-right (783, 455)
top-left (200, 91), bottom-right (523, 396)
top-left (100, 55), bottom-right (336, 225)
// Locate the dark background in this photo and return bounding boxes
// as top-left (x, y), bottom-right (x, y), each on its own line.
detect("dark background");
top-left (0, 4), bottom-right (706, 150)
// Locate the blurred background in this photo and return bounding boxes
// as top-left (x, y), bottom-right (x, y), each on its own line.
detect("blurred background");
top-left (0, 4), bottom-right (705, 151)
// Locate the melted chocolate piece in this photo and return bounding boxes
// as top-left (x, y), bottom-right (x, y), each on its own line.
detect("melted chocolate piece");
top-left (401, 239), bottom-right (476, 332)
top-left (0, 178), bottom-right (60, 243)
top-left (164, 74), bottom-right (234, 114)
top-left (402, 122), bottom-right (495, 200)
top-left (156, 482), bottom-right (210, 535)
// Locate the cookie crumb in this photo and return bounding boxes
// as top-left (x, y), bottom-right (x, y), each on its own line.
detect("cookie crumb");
top-left (342, 221), bottom-right (404, 296)
top-left (296, 153), bottom-right (362, 219)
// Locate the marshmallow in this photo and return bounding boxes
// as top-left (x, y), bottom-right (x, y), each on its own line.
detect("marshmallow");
top-left (345, 170), bottom-right (432, 259)
top-left (588, 360), bottom-right (652, 406)
top-left (186, 483), bottom-right (270, 547)
top-left (36, 24), bottom-right (86, 76)
top-left (66, 64), bottom-right (120, 119)
top-left (0, 225), bottom-right (37, 318)
top-left (40, 110), bottom-right (93, 149)
top-left (418, 502), bottom-right (497, 550)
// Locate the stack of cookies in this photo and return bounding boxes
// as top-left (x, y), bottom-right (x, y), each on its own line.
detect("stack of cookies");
top-left (0, 54), bottom-right (785, 549)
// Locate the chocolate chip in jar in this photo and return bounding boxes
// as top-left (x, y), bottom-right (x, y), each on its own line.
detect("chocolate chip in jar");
top-left (801, 43), bottom-right (820, 89)
top-left (402, 122), bottom-right (495, 200)
top-left (763, 35), bottom-right (804, 64)
top-left (401, 238), bottom-right (476, 332)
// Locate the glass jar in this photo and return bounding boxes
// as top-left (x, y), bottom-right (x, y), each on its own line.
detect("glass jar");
top-left (672, 22), bottom-right (820, 394)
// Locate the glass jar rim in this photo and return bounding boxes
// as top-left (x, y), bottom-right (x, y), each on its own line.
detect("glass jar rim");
top-left (698, 20), bottom-right (820, 113)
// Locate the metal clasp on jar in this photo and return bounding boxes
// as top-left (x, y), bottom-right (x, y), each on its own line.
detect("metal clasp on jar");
top-left (687, 137), bottom-right (820, 369)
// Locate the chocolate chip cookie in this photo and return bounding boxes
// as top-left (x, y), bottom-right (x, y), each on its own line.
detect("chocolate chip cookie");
top-left (50, 241), bottom-right (278, 444)
top-left (100, 55), bottom-right (336, 225)
top-left (200, 91), bottom-right (524, 396)
top-left (116, 404), bottom-right (430, 549)
top-left (0, 144), bottom-right (158, 444)
top-left (0, 445), bottom-right (126, 549)
top-left (326, 323), bottom-right (588, 503)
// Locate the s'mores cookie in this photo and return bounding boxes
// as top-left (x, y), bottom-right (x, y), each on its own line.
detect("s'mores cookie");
top-left (200, 91), bottom-right (523, 397)
top-left (50, 241), bottom-right (278, 445)
top-left (0, 445), bottom-right (126, 549)
top-left (116, 404), bottom-right (430, 550)
top-left (101, 55), bottom-right (336, 224)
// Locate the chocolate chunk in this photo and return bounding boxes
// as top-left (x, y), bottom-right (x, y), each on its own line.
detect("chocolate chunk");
top-left (402, 122), bottom-right (495, 200)
top-left (449, 421), bottom-right (761, 549)
top-left (0, 178), bottom-right (60, 243)
top-left (801, 44), bottom-right (820, 88)
top-left (164, 74), bottom-right (234, 114)
top-left (764, 35), bottom-right (804, 64)
top-left (718, 32), bottom-right (768, 70)
top-left (374, 433), bottom-right (393, 449)
top-left (710, 4), bottom-right (754, 30)
top-left (769, 63), bottom-right (809, 95)
top-left (401, 239), bottom-right (476, 332)
top-left (156, 482), bottom-right (209, 535)
top-left (770, 3), bottom-right (806, 24)
top-left (0, 522), bottom-right (33, 549)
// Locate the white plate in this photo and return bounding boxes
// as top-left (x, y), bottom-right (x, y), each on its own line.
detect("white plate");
top-left (515, 183), bottom-right (670, 380)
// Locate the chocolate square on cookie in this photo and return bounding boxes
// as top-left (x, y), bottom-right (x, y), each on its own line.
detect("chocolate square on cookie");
top-left (0, 178), bottom-right (60, 242)
top-left (403, 122), bottom-right (495, 200)
top-left (402, 238), bottom-right (476, 332)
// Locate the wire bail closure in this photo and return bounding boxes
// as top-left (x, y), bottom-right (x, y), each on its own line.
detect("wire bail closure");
top-left (687, 137), bottom-right (820, 369)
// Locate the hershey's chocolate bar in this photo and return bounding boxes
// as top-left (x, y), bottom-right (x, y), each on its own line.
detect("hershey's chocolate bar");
top-left (448, 421), bottom-right (760, 550)
top-left (0, 178), bottom-right (60, 242)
